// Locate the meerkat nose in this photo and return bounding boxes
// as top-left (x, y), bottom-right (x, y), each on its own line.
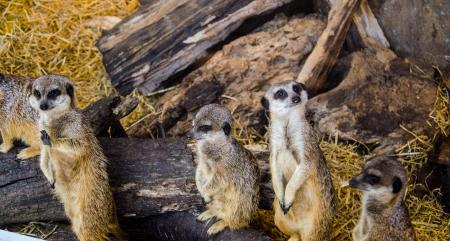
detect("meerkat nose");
top-left (40, 103), bottom-right (49, 110)
top-left (292, 96), bottom-right (301, 103)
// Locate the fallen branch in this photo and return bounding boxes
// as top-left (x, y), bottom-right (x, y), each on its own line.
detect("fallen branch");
top-left (297, 0), bottom-right (360, 95)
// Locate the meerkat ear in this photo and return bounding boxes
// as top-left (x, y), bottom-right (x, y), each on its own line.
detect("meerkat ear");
top-left (261, 97), bottom-right (269, 110)
top-left (26, 80), bottom-right (34, 96)
top-left (66, 83), bottom-right (74, 99)
top-left (392, 177), bottom-right (402, 193)
top-left (222, 123), bottom-right (232, 136)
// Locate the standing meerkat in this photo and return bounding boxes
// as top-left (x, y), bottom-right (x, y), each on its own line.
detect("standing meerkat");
top-left (349, 156), bottom-right (416, 241)
top-left (0, 74), bottom-right (40, 159)
top-left (29, 75), bottom-right (127, 241)
top-left (261, 80), bottom-right (336, 241)
top-left (192, 104), bottom-right (260, 235)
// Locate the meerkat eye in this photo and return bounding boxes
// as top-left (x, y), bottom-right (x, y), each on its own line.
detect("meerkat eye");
top-left (274, 89), bottom-right (287, 100)
top-left (363, 174), bottom-right (380, 185)
top-left (34, 90), bottom-right (41, 99)
top-left (293, 84), bottom-right (301, 94)
top-left (197, 125), bottom-right (212, 133)
top-left (47, 89), bottom-right (61, 99)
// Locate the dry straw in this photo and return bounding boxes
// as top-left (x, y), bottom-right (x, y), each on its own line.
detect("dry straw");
top-left (0, 1), bottom-right (449, 240)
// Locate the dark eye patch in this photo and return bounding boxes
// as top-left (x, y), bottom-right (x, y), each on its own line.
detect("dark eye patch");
top-left (197, 125), bottom-right (212, 133)
top-left (392, 177), bottom-right (402, 193)
top-left (34, 90), bottom-right (41, 99)
top-left (363, 174), bottom-right (380, 185)
top-left (47, 89), bottom-right (61, 99)
top-left (222, 123), bottom-right (231, 136)
top-left (293, 84), bottom-right (301, 94)
top-left (274, 89), bottom-right (287, 100)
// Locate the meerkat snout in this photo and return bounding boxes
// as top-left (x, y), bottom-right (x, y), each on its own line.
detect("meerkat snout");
top-left (261, 80), bottom-right (308, 115)
top-left (29, 75), bottom-right (74, 114)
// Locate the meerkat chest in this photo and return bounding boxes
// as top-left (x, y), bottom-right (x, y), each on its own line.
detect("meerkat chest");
top-left (270, 122), bottom-right (305, 179)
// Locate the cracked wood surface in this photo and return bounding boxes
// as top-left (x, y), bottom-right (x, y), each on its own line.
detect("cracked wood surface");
top-left (97, 0), bottom-right (293, 95)
top-left (1, 138), bottom-right (273, 240)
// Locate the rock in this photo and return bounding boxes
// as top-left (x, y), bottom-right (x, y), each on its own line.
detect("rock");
top-left (414, 136), bottom-right (450, 213)
top-left (307, 46), bottom-right (438, 154)
top-left (127, 14), bottom-right (326, 137)
top-left (314, 0), bottom-right (450, 75)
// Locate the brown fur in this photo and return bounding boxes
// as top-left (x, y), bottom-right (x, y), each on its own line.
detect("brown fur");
top-left (30, 75), bottom-right (126, 241)
top-left (350, 156), bottom-right (416, 241)
top-left (193, 104), bottom-right (260, 235)
top-left (263, 80), bottom-right (336, 241)
top-left (0, 74), bottom-right (40, 159)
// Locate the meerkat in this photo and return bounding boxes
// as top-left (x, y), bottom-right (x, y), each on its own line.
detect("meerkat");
top-left (348, 156), bottom-right (416, 241)
top-left (192, 104), bottom-right (260, 235)
top-left (0, 74), bottom-right (40, 159)
top-left (261, 80), bottom-right (336, 241)
top-left (29, 75), bottom-right (127, 241)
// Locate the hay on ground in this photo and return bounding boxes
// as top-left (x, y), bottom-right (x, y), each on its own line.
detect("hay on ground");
top-left (0, 1), bottom-right (448, 240)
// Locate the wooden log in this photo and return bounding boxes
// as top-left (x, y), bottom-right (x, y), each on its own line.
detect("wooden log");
top-left (296, 0), bottom-right (360, 95)
top-left (43, 213), bottom-right (274, 241)
top-left (97, 0), bottom-right (293, 95)
top-left (126, 80), bottom-right (224, 138)
top-left (351, 0), bottom-right (389, 47)
top-left (83, 95), bottom-right (138, 136)
top-left (0, 138), bottom-right (273, 227)
top-left (0, 138), bottom-right (197, 225)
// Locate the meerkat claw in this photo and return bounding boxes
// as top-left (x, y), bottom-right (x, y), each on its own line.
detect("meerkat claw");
top-left (207, 220), bottom-right (227, 235)
top-left (40, 130), bottom-right (51, 146)
top-left (279, 200), bottom-right (285, 211)
top-left (0, 143), bottom-right (13, 153)
top-left (283, 202), bottom-right (292, 214)
top-left (197, 210), bottom-right (215, 222)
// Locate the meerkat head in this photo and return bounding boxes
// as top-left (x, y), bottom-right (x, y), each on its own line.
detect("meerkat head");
top-left (261, 80), bottom-right (308, 117)
top-left (29, 75), bottom-right (75, 115)
top-left (349, 156), bottom-right (407, 205)
top-left (192, 104), bottom-right (233, 144)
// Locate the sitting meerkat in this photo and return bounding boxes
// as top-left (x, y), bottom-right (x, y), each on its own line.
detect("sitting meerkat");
top-left (29, 75), bottom-right (127, 241)
top-left (0, 74), bottom-right (40, 159)
top-left (349, 156), bottom-right (416, 241)
top-left (193, 104), bottom-right (260, 235)
top-left (261, 80), bottom-right (336, 241)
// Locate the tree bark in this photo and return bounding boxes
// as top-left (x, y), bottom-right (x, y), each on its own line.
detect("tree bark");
top-left (97, 0), bottom-right (293, 95)
top-left (0, 138), bottom-right (273, 240)
top-left (296, 0), bottom-right (360, 95)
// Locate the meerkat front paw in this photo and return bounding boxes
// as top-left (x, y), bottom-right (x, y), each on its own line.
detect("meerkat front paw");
top-left (40, 130), bottom-right (51, 146)
top-left (207, 220), bottom-right (228, 235)
top-left (197, 210), bottom-right (215, 222)
top-left (0, 142), bottom-right (13, 153)
top-left (17, 147), bottom-right (40, 160)
top-left (287, 235), bottom-right (300, 241)
top-left (49, 180), bottom-right (55, 189)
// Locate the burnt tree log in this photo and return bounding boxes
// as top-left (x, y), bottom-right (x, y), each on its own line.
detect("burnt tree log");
top-left (0, 138), bottom-right (273, 240)
top-left (97, 0), bottom-right (293, 95)
top-left (297, 0), bottom-right (360, 95)
top-left (83, 95), bottom-right (138, 137)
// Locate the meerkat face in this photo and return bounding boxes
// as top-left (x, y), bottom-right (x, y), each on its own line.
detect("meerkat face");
top-left (349, 156), bottom-right (407, 202)
top-left (29, 75), bottom-right (74, 115)
top-left (261, 80), bottom-right (308, 116)
top-left (192, 104), bottom-right (233, 143)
